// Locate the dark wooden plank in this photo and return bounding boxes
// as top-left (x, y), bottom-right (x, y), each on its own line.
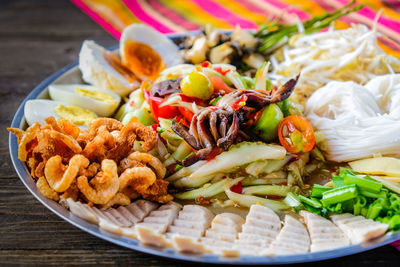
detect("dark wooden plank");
top-left (0, 0), bottom-right (398, 266)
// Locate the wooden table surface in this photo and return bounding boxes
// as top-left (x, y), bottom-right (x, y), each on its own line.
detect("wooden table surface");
top-left (1, 0), bottom-right (399, 266)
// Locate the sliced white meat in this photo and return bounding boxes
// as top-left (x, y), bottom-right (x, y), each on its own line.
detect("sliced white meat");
top-left (65, 198), bottom-right (99, 224)
top-left (265, 215), bottom-right (310, 255)
top-left (135, 202), bottom-right (181, 247)
top-left (205, 213), bottom-right (245, 242)
top-left (330, 213), bottom-right (388, 244)
top-left (234, 205), bottom-right (281, 255)
top-left (168, 205), bottom-right (214, 238)
top-left (169, 205), bottom-right (214, 253)
top-left (199, 212), bottom-right (245, 256)
top-left (300, 210), bottom-right (350, 252)
top-left (65, 198), bottom-right (158, 226)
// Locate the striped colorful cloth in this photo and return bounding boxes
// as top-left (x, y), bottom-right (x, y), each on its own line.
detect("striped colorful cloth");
top-left (71, 0), bottom-right (400, 57)
top-left (71, 0), bottom-right (400, 250)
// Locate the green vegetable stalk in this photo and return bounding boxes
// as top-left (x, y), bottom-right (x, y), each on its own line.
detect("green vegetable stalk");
top-left (255, 0), bottom-right (364, 54)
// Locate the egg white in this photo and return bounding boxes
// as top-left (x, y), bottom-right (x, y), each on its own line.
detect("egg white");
top-left (24, 99), bottom-right (96, 129)
top-left (120, 24), bottom-right (183, 68)
top-left (49, 84), bottom-right (121, 117)
top-left (79, 40), bottom-right (140, 97)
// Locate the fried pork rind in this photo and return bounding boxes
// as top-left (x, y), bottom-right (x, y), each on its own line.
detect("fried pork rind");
top-left (45, 154), bottom-right (90, 192)
top-left (119, 165), bottom-right (172, 203)
top-left (106, 122), bottom-right (157, 162)
top-left (119, 166), bottom-right (156, 194)
top-left (7, 127), bottom-right (25, 143)
top-left (81, 120), bottom-right (157, 163)
top-left (45, 117), bottom-right (81, 139)
top-left (142, 179), bottom-right (173, 203)
top-left (80, 118), bottom-right (123, 141)
top-left (99, 192), bottom-right (131, 209)
top-left (119, 151), bottom-right (166, 179)
top-left (61, 180), bottom-right (80, 201)
top-left (79, 162), bottom-right (101, 178)
top-left (16, 123), bottom-right (41, 161)
top-left (82, 126), bottom-right (116, 162)
top-left (9, 115), bottom-right (172, 207)
top-left (77, 159), bottom-right (120, 204)
top-left (36, 176), bottom-right (60, 201)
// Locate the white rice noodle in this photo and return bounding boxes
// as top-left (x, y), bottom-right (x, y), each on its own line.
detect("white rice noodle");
top-left (305, 74), bottom-right (400, 162)
top-left (270, 24), bottom-right (400, 103)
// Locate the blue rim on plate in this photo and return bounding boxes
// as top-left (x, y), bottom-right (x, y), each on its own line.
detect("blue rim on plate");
top-left (8, 34), bottom-right (400, 265)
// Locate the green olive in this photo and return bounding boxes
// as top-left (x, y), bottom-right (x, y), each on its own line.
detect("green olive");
top-left (180, 71), bottom-right (214, 100)
top-left (253, 103), bottom-right (283, 142)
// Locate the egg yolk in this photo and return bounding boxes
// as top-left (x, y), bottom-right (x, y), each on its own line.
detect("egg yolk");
top-left (103, 51), bottom-right (138, 83)
top-left (122, 40), bottom-right (165, 81)
top-left (75, 87), bottom-right (118, 107)
top-left (54, 104), bottom-right (97, 126)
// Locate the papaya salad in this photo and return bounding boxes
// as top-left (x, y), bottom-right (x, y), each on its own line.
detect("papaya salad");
top-left (8, 2), bottom-right (400, 257)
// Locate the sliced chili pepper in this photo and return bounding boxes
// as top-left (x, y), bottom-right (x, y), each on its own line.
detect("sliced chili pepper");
top-left (150, 124), bottom-right (158, 132)
top-left (214, 66), bottom-right (231, 75)
top-left (278, 115), bottom-right (316, 154)
top-left (231, 94), bottom-right (248, 111)
top-left (230, 181), bottom-right (243, 194)
top-left (178, 93), bottom-right (204, 105)
top-left (209, 76), bottom-right (233, 94)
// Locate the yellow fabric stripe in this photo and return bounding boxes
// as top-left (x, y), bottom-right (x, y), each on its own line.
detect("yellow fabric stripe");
top-left (137, 0), bottom-right (186, 32)
top-left (159, 0), bottom-right (232, 29)
top-left (81, 0), bottom-right (138, 31)
top-left (214, 0), bottom-right (268, 25)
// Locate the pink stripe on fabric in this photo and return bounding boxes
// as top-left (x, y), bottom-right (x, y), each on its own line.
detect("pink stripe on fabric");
top-left (148, 0), bottom-right (199, 30)
top-left (71, 0), bottom-right (121, 39)
top-left (261, 0), bottom-right (310, 20)
top-left (238, 0), bottom-right (271, 15)
top-left (122, 0), bottom-right (174, 33)
top-left (334, 0), bottom-right (400, 33)
top-left (191, 0), bottom-right (258, 29)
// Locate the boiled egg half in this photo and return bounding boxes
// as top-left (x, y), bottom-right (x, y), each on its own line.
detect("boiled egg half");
top-left (120, 24), bottom-right (183, 81)
top-left (79, 40), bottom-right (140, 97)
top-left (49, 84), bottom-right (121, 117)
top-left (24, 99), bottom-right (98, 128)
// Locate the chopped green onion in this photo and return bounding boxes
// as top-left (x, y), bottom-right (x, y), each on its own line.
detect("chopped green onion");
top-left (311, 184), bottom-right (332, 198)
top-left (339, 167), bottom-right (356, 176)
top-left (353, 196), bottom-right (367, 216)
top-left (326, 203), bottom-right (343, 213)
top-left (303, 203), bottom-right (322, 215)
top-left (283, 192), bottom-right (303, 209)
top-left (344, 174), bottom-right (382, 193)
top-left (332, 175), bottom-right (345, 187)
top-left (297, 194), bottom-right (322, 209)
top-left (361, 207), bottom-right (368, 217)
top-left (359, 189), bottom-right (387, 199)
top-left (366, 200), bottom-right (383, 219)
top-left (386, 215), bottom-right (400, 230)
top-left (321, 184), bottom-right (358, 206)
